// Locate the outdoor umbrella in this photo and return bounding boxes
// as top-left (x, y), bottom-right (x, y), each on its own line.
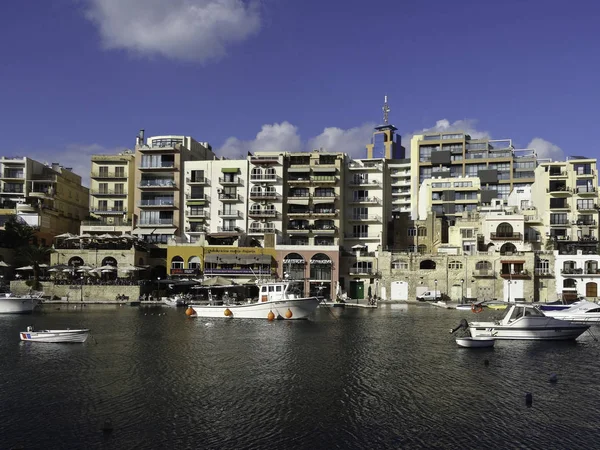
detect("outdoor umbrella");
top-left (16, 266), bottom-right (34, 271)
top-left (55, 232), bottom-right (76, 239)
top-left (98, 265), bottom-right (117, 270)
top-left (0, 261), bottom-right (11, 267)
top-left (118, 265), bottom-right (142, 272)
top-left (98, 233), bottom-right (116, 239)
top-left (201, 276), bottom-right (234, 286)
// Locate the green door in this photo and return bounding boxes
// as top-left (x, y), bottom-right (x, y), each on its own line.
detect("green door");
top-left (350, 281), bottom-right (365, 300)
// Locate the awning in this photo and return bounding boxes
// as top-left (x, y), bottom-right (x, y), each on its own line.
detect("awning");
top-left (243, 255), bottom-right (272, 264)
top-left (204, 254), bottom-right (238, 264)
top-left (287, 199), bottom-right (309, 205)
top-left (155, 228), bottom-right (177, 235)
top-left (132, 228), bottom-right (156, 235)
top-left (312, 199), bottom-right (336, 204)
top-left (208, 232), bottom-right (240, 238)
top-left (221, 168), bottom-right (239, 173)
top-left (501, 260), bottom-right (525, 264)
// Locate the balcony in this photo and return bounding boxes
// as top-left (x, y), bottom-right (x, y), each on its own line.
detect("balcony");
top-left (216, 226), bottom-right (242, 233)
top-left (490, 232), bottom-right (522, 240)
top-left (348, 162), bottom-right (383, 171)
top-left (348, 214), bottom-right (382, 222)
top-left (472, 270), bottom-right (496, 278)
top-left (187, 177), bottom-right (209, 185)
top-left (500, 270), bottom-right (530, 279)
top-left (138, 180), bottom-right (176, 189)
top-left (549, 221), bottom-right (569, 227)
top-left (186, 194), bottom-right (208, 203)
top-left (349, 196), bottom-right (380, 205)
top-left (249, 190), bottom-right (279, 200)
top-left (312, 193), bottom-right (338, 200)
top-left (311, 175), bottom-right (337, 185)
top-left (312, 209), bottom-right (338, 218)
top-left (288, 209), bottom-right (311, 217)
top-left (91, 189), bottom-right (127, 196)
top-left (137, 199), bottom-right (174, 207)
top-left (90, 208), bottom-right (127, 215)
top-left (219, 176), bottom-right (243, 186)
top-left (577, 203), bottom-right (597, 211)
top-left (218, 210), bottom-right (243, 218)
top-left (186, 226), bottom-right (207, 233)
top-left (248, 209), bottom-right (278, 218)
top-left (188, 210), bottom-right (207, 219)
top-left (573, 219), bottom-right (597, 226)
top-left (577, 186), bottom-right (596, 195)
top-left (549, 203), bottom-right (569, 210)
top-left (139, 162), bottom-right (175, 170)
top-left (218, 193), bottom-right (242, 202)
top-left (248, 225), bottom-right (276, 235)
top-left (288, 226), bottom-right (311, 234)
top-left (349, 179), bottom-right (381, 187)
top-left (140, 138), bottom-right (182, 151)
top-left (344, 233), bottom-right (381, 240)
top-left (576, 169), bottom-right (595, 178)
top-left (137, 218), bottom-right (174, 226)
top-left (250, 155), bottom-right (281, 165)
top-left (313, 225), bottom-right (337, 234)
top-left (250, 174), bottom-right (279, 183)
top-left (546, 186), bottom-right (572, 195)
top-left (348, 269), bottom-right (381, 276)
top-left (1, 172), bottom-right (24, 179)
top-left (91, 171), bottom-right (128, 178)
top-left (548, 168), bottom-right (568, 178)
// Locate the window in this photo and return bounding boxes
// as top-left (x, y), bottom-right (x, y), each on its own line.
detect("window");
top-left (418, 227), bottom-right (427, 237)
top-left (392, 260), bottom-right (408, 270)
top-left (431, 182), bottom-right (451, 188)
top-left (113, 200), bottom-right (123, 211)
top-left (496, 222), bottom-right (514, 238)
top-left (417, 244), bottom-right (427, 254)
top-left (476, 261), bottom-right (492, 270)
top-left (97, 200), bottom-right (108, 211)
top-left (353, 225), bottom-right (368, 238)
top-left (461, 229), bottom-right (474, 239)
top-left (99, 183), bottom-right (108, 194)
top-left (353, 207), bottom-right (368, 219)
top-left (171, 256), bottom-right (184, 270)
top-left (115, 183), bottom-right (124, 195)
top-left (353, 190), bottom-right (368, 201)
top-left (448, 260), bottom-right (463, 269)
top-left (577, 199), bottom-right (596, 210)
top-left (454, 181), bottom-right (473, 188)
top-left (99, 166), bottom-right (108, 177)
top-left (408, 227), bottom-right (417, 236)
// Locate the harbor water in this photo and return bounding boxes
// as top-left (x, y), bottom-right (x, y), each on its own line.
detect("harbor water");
top-left (1, 303), bottom-right (599, 449)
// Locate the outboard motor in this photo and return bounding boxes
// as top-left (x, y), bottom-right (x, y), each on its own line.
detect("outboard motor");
top-left (450, 318), bottom-right (470, 335)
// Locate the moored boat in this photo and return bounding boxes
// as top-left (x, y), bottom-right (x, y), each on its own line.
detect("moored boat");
top-left (0, 292), bottom-right (43, 314)
top-left (19, 326), bottom-right (90, 343)
top-left (543, 300), bottom-right (600, 323)
top-left (468, 303), bottom-right (589, 340)
top-left (456, 337), bottom-right (495, 348)
top-left (188, 280), bottom-right (320, 320)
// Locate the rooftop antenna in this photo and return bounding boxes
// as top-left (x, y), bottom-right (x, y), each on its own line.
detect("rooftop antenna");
top-left (382, 95), bottom-right (390, 125)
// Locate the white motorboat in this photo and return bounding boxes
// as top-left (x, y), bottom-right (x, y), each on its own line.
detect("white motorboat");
top-left (0, 292), bottom-right (43, 314)
top-left (468, 303), bottom-right (589, 341)
top-left (163, 295), bottom-right (187, 307)
top-left (19, 326), bottom-right (90, 343)
top-left (455, 337), bottom-right (495, 348)
top-left (544, 300), bottom-right (600, 323)
top-left (430, 301), bottom-right (454, 309)
top-left (455, 304), bottom-right (473, 311)
top-left (188, 280), bottom-right (320, 320)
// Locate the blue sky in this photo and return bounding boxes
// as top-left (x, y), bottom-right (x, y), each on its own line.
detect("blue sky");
top-left (1, 0), bottom-right (599, 185)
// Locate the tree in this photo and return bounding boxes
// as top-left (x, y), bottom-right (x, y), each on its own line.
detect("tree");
top-left (2, 216), bottom-right (36, 248)
top-left (17, 245), bottom-right (54, 291)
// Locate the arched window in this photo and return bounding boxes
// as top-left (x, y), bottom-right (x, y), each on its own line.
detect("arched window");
top-left (417, 244), bottom-right (427, 254)
top-left (536, 258), bottom-right (550, 273)
top-left (420, 260), bottom-right (436, 270)
top-left (250, 186), bottom-right (262, 195)
top-left (418, 227), bottom-right (427, 237)
top-left (562, 260), bottom-right (576, 274)
top-left (283, 253), bottom-right (305, 280)
top-left (188, 256), bottom-right (201, 271)
top-left (496, 222), bottom-right (514, 238)
top-left (101, 256), bottom-right (117, 267)
top-left (392, 260), bottom-right (408, 270)
top-left (585, 260), bottom-right (598, 274)
top-left (310, 253), bottom-right (332, 280)
top-left (68, 256), bottom-right (84, 267)
top-left (250, 203), bottom-right (261, 212)
top-left (563, 278), bottom-right (577, 289)
top-left (250, 221), bottom-right (262, 232)
top-left (171, 256), bottom-right (184, 270)
top-left (476, 261), bottom-right (492, 270)
top-left (448, 260), bottom-right (463, 269)
top-left (265, 167), bottom-right (276, 176)
top-left (500, 243), bottom-right (517, 255)
top-left (251, 167), bottom-right (262, 176)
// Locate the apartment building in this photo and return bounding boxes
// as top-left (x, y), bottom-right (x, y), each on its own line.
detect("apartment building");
top-left (133, 132), bottom-right (216, 244)
top-left (83, 151), bottom-right (136, 235)
top-left (410, 132), bottom-right (537, 222)
top-left (0, 156), bottom-right (89, 244)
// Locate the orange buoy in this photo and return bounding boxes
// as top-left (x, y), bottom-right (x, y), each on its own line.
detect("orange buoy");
top-left (185, 307), bottom-right (196, 316)
top-left (285, 308), bottom-right (293, 319)
top-left (267, 311), bottom-right (275, 321)
top-left (224, 308), bottom-right (232, 317)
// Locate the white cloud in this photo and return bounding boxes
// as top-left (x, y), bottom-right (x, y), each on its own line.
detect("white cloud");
top-left (30, 144), bottom-right (127, 188)
top-left (526, 137), bottom-right (564, 161)
top-left (217, 122), bottom-right (302, 159)
top-left (84, 0), bottom-right (262, 62)
top-left (308, 123), bottom-right (376, 158)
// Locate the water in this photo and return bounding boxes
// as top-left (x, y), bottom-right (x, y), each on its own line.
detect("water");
top-left (1, 304), bottom-right (599, 450)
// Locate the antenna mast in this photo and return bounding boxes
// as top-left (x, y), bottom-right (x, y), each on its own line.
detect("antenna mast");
top-left (382, 95), bottom-right (390, 125)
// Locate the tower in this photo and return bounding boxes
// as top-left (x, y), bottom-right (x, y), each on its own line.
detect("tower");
top-left (366, 95), bottom-right (404, 159)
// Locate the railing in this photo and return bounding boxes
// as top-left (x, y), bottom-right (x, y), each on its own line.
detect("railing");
top-left (490, 232), bottom-right (522, 240)
top-left (138, 199), bottom-right (174, 207)
top-left (91, 171), bottom-right (128, 178)
top-left (188, 211), bottom-right (207, 218)
top-left (1, 172), bottom-right (24, 178)
top-left (218, 193), bottom-right (242, 201)
top-left (217, 226), bottom-right (242, 233)
top-left (248, 209), bottom-right (278, 217)
top-left (91, 189), bottom-right (127, 196)
top-left (349, 214), bottom-right (381, 221)
top-left (218, 210), bottom-right (242, 218)
top-left (138, 219), bottom-right (174, 225)
top-left (250, 174), bottom-right (278, 182)
top-left (350, 196), bottom-right (380, 203)
top-left (573, 220), bottom-right (597, 226)
top-left (248, 226), bottom-right (276, 234)
top-left (186, 193), bottom-right (208, 201)
top-left (577, 187), bottom-right (596, 194)
top-left (250, 155), bottom-right (280, 164)
top-left (187, 177), bottom-right (208, 183)
top-left (90, 208), bottom-right (126, 214)
top-left (147, 138), bottom-right (183, 148)
top-left (500, 270), bottom-right (530, 278)
top-left (546, 186), bottom-right (571, 193)
top-left (139, 163), bottom-right (175, 169)
top-left (288, 193), bottom-right (310, 198)
top-left (1, 188), bottom-right (24, 193)
top-left (139, 181), bottom-right (176, 188)
top-left (219, 177), bottom-right (242, 185)
top-left (577, 204), bottom-right (597, 210)
top-left (249, 191), bottom-right (279, 198)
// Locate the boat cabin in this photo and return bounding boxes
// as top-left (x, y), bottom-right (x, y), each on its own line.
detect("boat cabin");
top-left (258, 281), bottom-right (301, 302)
top-left (501, 304), bottom-right (545, 324)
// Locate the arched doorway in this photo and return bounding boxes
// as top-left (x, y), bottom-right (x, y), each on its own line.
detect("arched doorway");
top-left (310, 253), bottom-right (332, 299)
top-left (283, 253), bottom-right (305, 296)
top-left (500, 243), bottom-right (517, 255)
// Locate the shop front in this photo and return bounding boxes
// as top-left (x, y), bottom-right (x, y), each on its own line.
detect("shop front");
top-left (277, 250), bottom-right (339, 300)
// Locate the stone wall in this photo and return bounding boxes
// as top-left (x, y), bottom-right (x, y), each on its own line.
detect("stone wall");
top-left (10, 281), bottom-right (141, 302)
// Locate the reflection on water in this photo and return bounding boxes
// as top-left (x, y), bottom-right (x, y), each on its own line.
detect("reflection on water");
top-left (1, 304), bottom-right (599, 449)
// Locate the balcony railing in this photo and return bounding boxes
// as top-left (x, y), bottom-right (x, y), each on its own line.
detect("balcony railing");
top-left (577, 186), bottom-right (596, 194)
top-left (91, 189), bottom-right (127, 196)
top-left (348, 269), bottom-right (381, 276)
top-left (216, 226), bottom-right (242, 233)
top-left (577, 204), bottom-right (597, 211)
top-left (218, 210), bottom-right (242, 218)
top-left (250, 155), bottom-right (281, 164)
top-left (91, 171), bottom-right (128, 178)
top-left (248, 209), bottom-right (278, 217)
top-left (90, 208), bottom-right (127, 214)
top-left (490, 232), bottom-right (522, 240)
top-left (139, 181), bottom-right (176, 188)
top-left (500, 270), bottom-right (530, 279)
top-left (187, 177), bottom-right (209, 184)
top-left (219, 177), bottom-right (243, 185)
top-left (138, 200), bottom-right (174, 207)
top-left (348, 214), bottom-right (382, 222)
top-left (138, 218), bottom-right (174, 225)
top-left (139, 163), bottom-right (175, 169)
top-left (248, 226), bottom-right (276, 234)
top-left (250, 174), bottom-right (279, 182)
top-left (249, 191), bottom-right (279, 199)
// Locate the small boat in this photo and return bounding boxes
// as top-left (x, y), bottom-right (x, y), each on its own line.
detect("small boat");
top-left (430, 300), bottom-right (454, 309)
top-left (544, 300), bottom-right (600, 323)
top-left (456, 304), bottom-right (473, 311)
top-left (456, 337), bottom-right (495, 348)
top-left (467, 303), bottom-right (589, 340)
top-left (163, 295), bottom-right (187, 307)
top-left (19, 326), bottom-right (90, 343)
top-left (0, 292), bottom-right (43, 314)
top-left (484, 302), bottom-right (509, 311)
top-left (188, 280), bottom-right (320, 320)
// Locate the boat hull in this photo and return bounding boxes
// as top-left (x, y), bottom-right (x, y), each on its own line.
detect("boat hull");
top-left (20, 329), bottom-right (89, 343)
top-left (469, 324), bottom-right (588, 340)
top-left (456, 337), bottom-right (495, 348)
top-left (188, 297), bottom-right (320, 320)
top-left (0, 297), bottom-right (41, 314)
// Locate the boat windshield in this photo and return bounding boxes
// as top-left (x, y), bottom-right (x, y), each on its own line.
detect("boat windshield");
top-left (508, 306), bottom-right (545, 321)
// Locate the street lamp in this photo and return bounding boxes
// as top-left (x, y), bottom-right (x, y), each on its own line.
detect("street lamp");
top-left (461, 279), bottom-right (465, 304)
top-left (434, 279), bottom-right (438, 301)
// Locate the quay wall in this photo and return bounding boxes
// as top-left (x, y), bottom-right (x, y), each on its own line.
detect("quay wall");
top-left (9, 281), bottom-right (141, 302)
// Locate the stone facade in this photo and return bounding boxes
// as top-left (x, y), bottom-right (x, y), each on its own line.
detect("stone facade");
top-left (10, 280), bottom-right (141, 302)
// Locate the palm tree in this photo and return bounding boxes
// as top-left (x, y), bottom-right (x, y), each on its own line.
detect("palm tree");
top-left (17, 245), bottom-right (54, 291)
top-left (2, 216), bottom-right (36, 248)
